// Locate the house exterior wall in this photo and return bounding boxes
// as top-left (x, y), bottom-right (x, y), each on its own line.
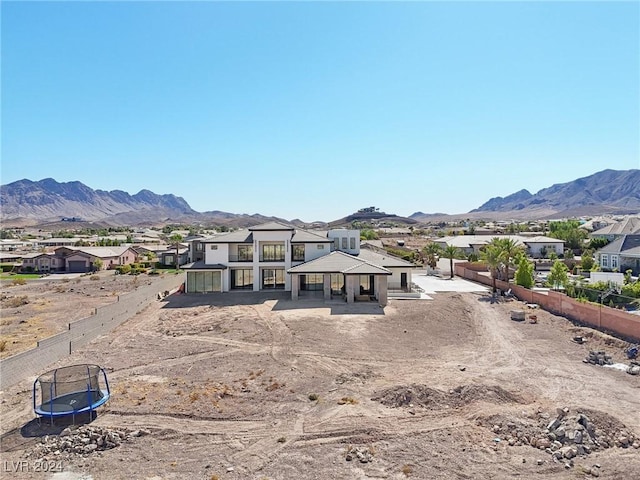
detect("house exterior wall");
top-left (327, 229), bottom-right (360, 255)
top-left (205, 243), bottom-right (230, 265)
top-left (387, 267), bottom-right (413, 290)
top-left (526, 242), bottom-right (563, 258)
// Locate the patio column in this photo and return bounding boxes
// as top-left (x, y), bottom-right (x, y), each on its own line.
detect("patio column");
top-left (345, 275), bottom-right (356, 303)
top-left (291, 273), bottom-right (299, 300)
top-left (323, 274), bottom-right (331, 300)
top-left (377, 275), bottom-right (388, 307)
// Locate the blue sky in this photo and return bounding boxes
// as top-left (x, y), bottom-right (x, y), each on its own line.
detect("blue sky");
top-left (2, 1), bottom-right (639, 222)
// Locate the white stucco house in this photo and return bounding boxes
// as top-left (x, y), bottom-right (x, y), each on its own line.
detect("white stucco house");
top-left (181, 222), bottom-right (415, 306)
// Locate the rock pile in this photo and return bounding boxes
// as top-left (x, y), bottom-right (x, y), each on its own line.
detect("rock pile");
top-left (487, 407), bottom-right (639, 464)
top-left (345, 445), bottom-right (374, 463)
top-left (584, 351), bottom-right (613, 366)
top-left (25, 425), bottom-right (149, 461)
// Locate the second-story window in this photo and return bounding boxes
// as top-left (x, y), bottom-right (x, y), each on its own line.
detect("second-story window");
top-left (292, 244), bottom-right (305, 261)
top-left (262, 244), bottom-right (285, 261)
top-left (238, 245), bottom-right (253, 261)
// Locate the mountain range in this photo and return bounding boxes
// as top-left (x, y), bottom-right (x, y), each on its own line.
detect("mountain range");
top-left (1, 169), bottom-right (638, 228)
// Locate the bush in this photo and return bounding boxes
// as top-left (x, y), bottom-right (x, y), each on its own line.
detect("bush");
top-left (11, 278), bottom-right (27, 286)
top-left (115, 264), bottom-right (132, 275)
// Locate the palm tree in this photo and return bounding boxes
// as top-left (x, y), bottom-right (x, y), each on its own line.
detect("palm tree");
top-left (495, 237), bottom-right (523, 284)
top-left (168, 234), bottom-right (184, 271)
top-left (480, 243), bottom-right (503, 293)
top-left (422, 242), bottom-right (442, 272)
top-left (442, 245), bottom-right (462, 279)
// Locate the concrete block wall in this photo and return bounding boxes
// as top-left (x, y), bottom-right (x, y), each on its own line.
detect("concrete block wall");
top-left (455, 263), bottom-right (640, 343)
top-left (0, 275), bottom-right (184, 390)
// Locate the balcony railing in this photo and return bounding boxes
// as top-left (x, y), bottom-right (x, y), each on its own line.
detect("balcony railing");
top-left (259, 256), bottom-right (286, 262)
top-left (228, 255), bottom-right (253, 262)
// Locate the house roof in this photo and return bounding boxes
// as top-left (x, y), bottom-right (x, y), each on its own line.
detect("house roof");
top-left (249, 221), bottom-right (295, 231)
top-left (181, 261), bottom-right (228, 270)
top-left (291, 230), bottom-right (331, 243)
top-left (436, 234), bottom-right (563, 249)
top-left (21, 252), bottom-right (54, 259)
top-left (202, 230), bottom-right (253, 243)
top-left (592, 217), bottom-right (640, 236)
top-left (288, 251), bottom-right (391, 275)
top-left (598, 235), bottom-right (640, 257)
top-left (357, 247), bottom-right (415, 268)
top-left (522, 236), bottom-right (564, 244)
top-left (67, 246), bottom-right (133, 258)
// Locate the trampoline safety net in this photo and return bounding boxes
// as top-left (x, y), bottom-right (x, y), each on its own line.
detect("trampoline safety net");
top-left (33, 364), bottom-right (110, 418)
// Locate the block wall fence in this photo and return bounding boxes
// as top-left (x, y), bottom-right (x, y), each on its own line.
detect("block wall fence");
top-left (454, 263), bottom-right (640, 343)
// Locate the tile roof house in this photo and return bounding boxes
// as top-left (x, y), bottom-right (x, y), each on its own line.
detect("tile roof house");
top-left (591, 217), bottom-right (640, 241)
top-left (435, 235), bottom-right (564, 258)
top-left (182, 222), bottom-right (415, 306)
top-left (596, 234), bottom-right (640, 275)
top-left (53, 246), bottom-right (138, 273)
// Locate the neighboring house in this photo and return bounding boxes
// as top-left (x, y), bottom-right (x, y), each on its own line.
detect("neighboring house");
top-left (186, 235), bottom-right (211, 263)
top-left (132, 244), bottom-right (171, 261)
top-left (159, 246), bottom-right (189, 267)
top-left (34, 237), bottom-right (86, 248)
top-left (181, 222), bottom-right (410, 305)
top-left (21, 252), bottom-right (65, 272)
top-left (596, 235), bottom-right (640, 275)
top-left (591, 217), bottom-right (640, 242)
top-left (0, 239), bottom-right (35, 251)
top-left (54, 246), bottom-right (138, 272)
top-left (435, 235), bottom-right (564, 258)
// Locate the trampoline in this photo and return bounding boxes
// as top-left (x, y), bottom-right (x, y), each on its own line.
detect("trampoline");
top-left (33, 364), bottom-right (110, 424)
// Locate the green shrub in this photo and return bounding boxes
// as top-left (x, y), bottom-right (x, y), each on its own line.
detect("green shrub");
top-left (115, 264), bottom-right (132, 275)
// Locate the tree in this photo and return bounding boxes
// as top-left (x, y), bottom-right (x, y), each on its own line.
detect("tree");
top-left (92, 258), bottom-right (103, 272)
top-left (442, 245), bottom-right (462, 279)
top-left (494, 237), bottom-right (523, 284)
top-left (548, 220), bottom-right (588, 251)
top-left (514, 256), bottom-right (534, 288)
top-left (480, 244), bottom-right (503, 293)
top-left (168, 234), bottom-right (184, 270)
top-left (580, 248), bottom-right (595, 272)
top-left (547, 260), bottom-right (569, 290)
top-left (422, 242), bottom-right (442, 271)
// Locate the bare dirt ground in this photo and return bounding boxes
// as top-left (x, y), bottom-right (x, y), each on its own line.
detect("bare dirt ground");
top-left (0, 272), bottom-right (162, 359)
top-left (1, 286), bottom-right (640, 479)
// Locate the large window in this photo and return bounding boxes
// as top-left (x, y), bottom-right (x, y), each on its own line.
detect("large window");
top-left (601, 254), bottom-right (609, 268)
top-left (262, 268), bottom-right (285, 289)
top-left (190, 271), bottom-right (222, 293)
top-left (292, 244), bottom-right (305, 261)
top-left (350, 237), bottom-right (356, 249)
top-left (331, 274), bottom-right (344, 295)
top-left (611, 255), bottom-right (618, 270)
top-left (231, 269), bottom-right (253, 289)
top-left (300, 274), bottom-right (323, 291)
top-left (262, 244), bottom-right (285, 261)
top-left (238, 245), bottom-right (253, 261)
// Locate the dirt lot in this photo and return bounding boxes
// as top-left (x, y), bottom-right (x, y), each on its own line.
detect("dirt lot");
top-left (1, 284), bottom-right (640, 479)
top-left (0, 272), bottom-right (162, 359)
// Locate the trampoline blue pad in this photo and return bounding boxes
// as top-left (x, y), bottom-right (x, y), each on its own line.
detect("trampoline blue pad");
top-left (35, 390), bottom-right (110, 417)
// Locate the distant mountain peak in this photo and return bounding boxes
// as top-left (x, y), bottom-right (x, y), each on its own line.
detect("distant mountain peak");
top-left (471, 169), bottom-right (640, 216)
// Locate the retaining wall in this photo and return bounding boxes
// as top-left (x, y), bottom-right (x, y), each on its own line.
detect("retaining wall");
top-left (0, 274), bottom-right (184, 390)
top-left (455, 263), bottom-right (640, 343)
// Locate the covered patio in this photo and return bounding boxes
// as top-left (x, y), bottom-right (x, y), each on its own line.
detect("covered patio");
top-left (288, 251), bottom-right (391, 306)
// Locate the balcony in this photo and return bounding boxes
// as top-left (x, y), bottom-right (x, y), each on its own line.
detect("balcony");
top-left (228, 254), bottom-right (253, 262)
top-left (259, 256), bottom-right (285, 262)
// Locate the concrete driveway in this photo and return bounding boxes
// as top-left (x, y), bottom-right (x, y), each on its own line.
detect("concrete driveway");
top-left (411, 270), bottom-right (489, 296)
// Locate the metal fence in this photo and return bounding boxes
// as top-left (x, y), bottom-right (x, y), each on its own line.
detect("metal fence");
top-left (0, 274), bottom-right (184, 390)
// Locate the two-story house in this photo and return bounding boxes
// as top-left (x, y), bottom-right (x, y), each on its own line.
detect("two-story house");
top-left (182, 222), bottom-right (414, 306)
